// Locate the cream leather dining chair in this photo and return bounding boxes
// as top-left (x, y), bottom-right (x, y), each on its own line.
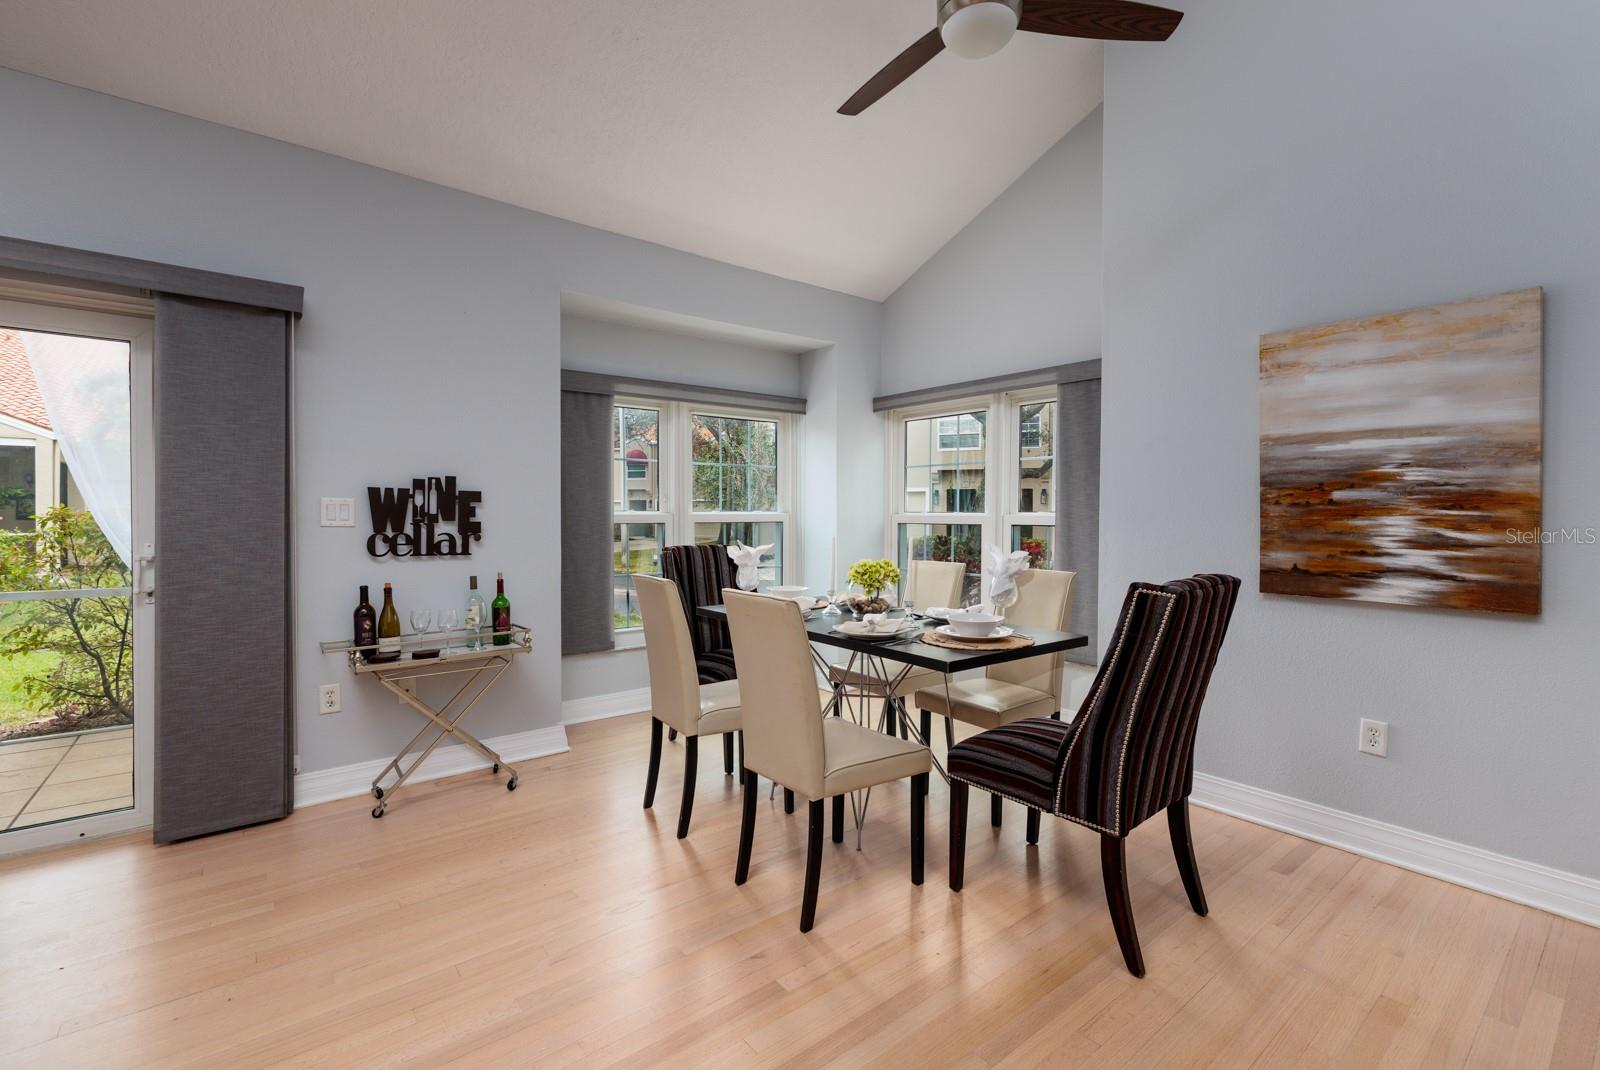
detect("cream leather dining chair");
top-left (826, 558), bottom-right (966, 737)
top-left (723, 589), bottom-right (932, 933)
top-left (913, 568), bottom-right (1076, 829)
top-left (635, 574), bottom-right (742, 839)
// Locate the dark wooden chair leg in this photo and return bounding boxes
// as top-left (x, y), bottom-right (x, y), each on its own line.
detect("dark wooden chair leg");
top-left (1101, 835), bottom-right (1146, 977)
top-left (1026, 807), bottom-right (1041, 845)
top-left (920, 710), bottom-right (932, 795)
top-left (737, 731), bottom-right (746, 785)
top-left (944, 714), bottom-right (955, 752)
top-left (899, 699), bottom-right (909, 739)
top-left (723, 733), bottom-right (734, 776)
top-left (832, 795), bottom-right (844, 844)
top-left (735, 767), bottom-right (758, 884)
top-left (676, 735), bottom-right (698, 839)
top-left (784, 787), bottom-right (795, 815)
top-left (882, 696), bottom-right (897, 736)
top-left (644, 717), bottom-right (663, 809)
top-left (800, 799), bottom-right (825, 932)
top-left (1168, 799), bottom-right (1208, 916)
top-left (911, 773), bottom-right (927, 885)
top-left (991, 794), bottom-right (1003, 828)
top-left (949, 782), bottom-right (969, 891)
top-left (668, 727), bottom-right (678, 742)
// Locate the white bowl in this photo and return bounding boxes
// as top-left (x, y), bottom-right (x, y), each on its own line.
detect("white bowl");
top-left (947, 612), bottom-right (1003, 637)
top-left (767, 585), bottom-right (810, 608)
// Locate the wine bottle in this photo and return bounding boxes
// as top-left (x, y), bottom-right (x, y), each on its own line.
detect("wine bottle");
top-left (376, 582), bottom-right (402, 661)
top-left (491, 572), bottom-right (511, 646)
top-left (465, 575), bottom-right (486, 651)
top-left (353, 584), bottom-right (377, 661)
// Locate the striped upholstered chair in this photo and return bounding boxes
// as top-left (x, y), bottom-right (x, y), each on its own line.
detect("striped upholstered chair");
top-left (661, 544), bottom-right (741, 683)
top-left (661, 544), bottom-right (742, 761)
top-left (946, 574), bottom-right (1241, 977)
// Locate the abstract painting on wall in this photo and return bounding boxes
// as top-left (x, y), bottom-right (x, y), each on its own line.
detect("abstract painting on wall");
top-left (1260, 288), bottom-right (1542, 615)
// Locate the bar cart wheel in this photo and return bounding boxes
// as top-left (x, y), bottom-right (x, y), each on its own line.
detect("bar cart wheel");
top-left (492, 763), bottom-right (500, 774)
top-left (372, 786), bottom-right (384, 800)
top-left (371, 804), bottom-right (386, 818)
top-left (507, 775), bottom-right (519, 791)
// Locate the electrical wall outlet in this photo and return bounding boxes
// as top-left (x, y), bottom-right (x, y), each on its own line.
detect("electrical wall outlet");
top-left (1358, 718), bottom-right (1388, 757)
top-left (319, 683), bottom-right (341, 715)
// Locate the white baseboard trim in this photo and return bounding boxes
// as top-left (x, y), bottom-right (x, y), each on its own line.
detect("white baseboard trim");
top-left (562, 687), bottom-right (651, 725)
top-left (1191, 772), bottom-right (1600, 928)
top-left (294, 724), bottom-right (570, 809)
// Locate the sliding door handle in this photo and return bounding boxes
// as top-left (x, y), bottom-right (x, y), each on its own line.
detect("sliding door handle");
top-left (134, 543), bottom-right (156, 604)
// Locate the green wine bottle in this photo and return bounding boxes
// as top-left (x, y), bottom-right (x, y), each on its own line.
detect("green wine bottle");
top-left (377, 582), bottom-right (402, 661)
top-left (491, 572), bottom-right (511, 646)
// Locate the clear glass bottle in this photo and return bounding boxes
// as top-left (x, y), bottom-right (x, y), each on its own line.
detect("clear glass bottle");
top-left (465, 575), bottom-right (486, 651)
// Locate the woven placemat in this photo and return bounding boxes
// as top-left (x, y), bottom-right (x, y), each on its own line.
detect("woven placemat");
top-left (919, 630), bottom-right (1035, 653)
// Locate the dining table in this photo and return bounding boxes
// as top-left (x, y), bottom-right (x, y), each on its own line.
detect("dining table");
top-left (695, 602), bottom-right (1087, 844)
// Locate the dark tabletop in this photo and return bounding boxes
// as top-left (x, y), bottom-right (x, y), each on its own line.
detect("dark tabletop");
top-left (695, 605), bottom-right (1087, 674)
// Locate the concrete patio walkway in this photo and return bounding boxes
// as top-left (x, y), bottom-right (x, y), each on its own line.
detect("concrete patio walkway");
top-left (0, 725), bottom-right (133, 831)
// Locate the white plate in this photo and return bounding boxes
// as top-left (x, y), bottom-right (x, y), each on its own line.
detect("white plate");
top-left (935, 624), bottom-right (1014, 642)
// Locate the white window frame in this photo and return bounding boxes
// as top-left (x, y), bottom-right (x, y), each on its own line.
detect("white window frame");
top-left (886, 387), bottom-right (1057, 604)
top-left (1005, 388), bottom-right (1058, 570)
top-left (611, 395), bottom-right (797, 644)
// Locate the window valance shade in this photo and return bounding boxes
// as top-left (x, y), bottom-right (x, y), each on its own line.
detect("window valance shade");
top-left (561, 369), bottom-right (806, 414)
top-left (872, 359), bottom-right (1100, 413)
top-left (0, 235), bottom-right (303, 315)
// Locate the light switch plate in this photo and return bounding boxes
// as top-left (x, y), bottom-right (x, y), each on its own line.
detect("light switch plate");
top-left (321, 497), bottom-right (355, 527)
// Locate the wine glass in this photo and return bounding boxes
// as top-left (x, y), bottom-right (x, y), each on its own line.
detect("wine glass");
top-left (990, 585), bottom-right (1018, 623)
top-left (410, 607), bottom-right (433, 637)
top-left (436, 608), bottom-right (459, 652)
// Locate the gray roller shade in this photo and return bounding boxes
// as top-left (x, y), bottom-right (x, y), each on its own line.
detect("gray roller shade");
top-left (1057, 376), bottom-right (1100, 666)
top-left (561, 369), bottom-right (805, 414)
top-left (562, 389), bottom-right (615, 654)
top-left (154, 294), bottom-right (292, 842)
top-left (873, 359), bottom-right (1100, 413)
top-left (0, 234), bottom-right (303, 314)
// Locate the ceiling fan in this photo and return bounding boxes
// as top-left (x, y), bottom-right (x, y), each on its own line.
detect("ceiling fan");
top-left (838, 0), bottom-right (1184, 115)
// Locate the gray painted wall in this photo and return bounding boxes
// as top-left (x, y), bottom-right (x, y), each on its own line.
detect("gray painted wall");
top-left (0, 67), bottom-right (881, 775)
top-left (1103, 0), bottom-right (1600, 878)
top-left (560, 314), bottom-right (804, 397)
top-left (879, 108), bottom-right (1101, 395)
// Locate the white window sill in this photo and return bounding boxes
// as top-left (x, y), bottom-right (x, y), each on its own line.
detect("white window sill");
top-left (612, 629), bottom-right (647, 652)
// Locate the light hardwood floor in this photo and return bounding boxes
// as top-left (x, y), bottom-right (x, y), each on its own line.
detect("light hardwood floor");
top-left (1, 713), bottom-right (1597, 1068)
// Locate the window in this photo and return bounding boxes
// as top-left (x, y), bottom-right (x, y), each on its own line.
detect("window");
top-left (1009, 399), bottom-right (1055, 568)
top-left (937, 412), bottom-right (984, 450)
top-left (612, 405), bottom-right (660, 512)
top-left (691, 413), bottom-right (778, 512)
top-left (608, 398), bottom-right (794, 633)
top-left (904, 409), bottom-right (986, 516)
top-left (888, 392), bottom-right (1058, 603)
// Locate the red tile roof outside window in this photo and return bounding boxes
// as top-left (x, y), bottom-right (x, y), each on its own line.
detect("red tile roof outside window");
top-left (0, 328), bottom-right (53, 432)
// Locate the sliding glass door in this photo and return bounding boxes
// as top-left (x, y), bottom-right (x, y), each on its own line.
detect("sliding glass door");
top-left (0, 299), bottom-right (154, 850)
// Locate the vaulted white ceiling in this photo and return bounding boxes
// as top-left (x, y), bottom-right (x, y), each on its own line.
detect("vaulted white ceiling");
top-left (0, 0), bottom-right (1103, 300)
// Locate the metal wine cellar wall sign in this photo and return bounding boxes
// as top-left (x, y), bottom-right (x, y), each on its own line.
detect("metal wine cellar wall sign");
top-left (367, 476), bottom-right (483, 558)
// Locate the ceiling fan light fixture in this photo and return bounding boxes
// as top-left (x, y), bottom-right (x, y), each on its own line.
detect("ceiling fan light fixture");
top-left (939, 0), bottom-right (1022, 59)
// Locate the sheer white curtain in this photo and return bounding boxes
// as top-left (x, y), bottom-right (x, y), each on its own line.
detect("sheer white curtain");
top-left (20, 329), bottom-right (132, 565)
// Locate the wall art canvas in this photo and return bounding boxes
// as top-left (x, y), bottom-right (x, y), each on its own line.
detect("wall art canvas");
top-left (1260, 287), bottom-right (1542, 615)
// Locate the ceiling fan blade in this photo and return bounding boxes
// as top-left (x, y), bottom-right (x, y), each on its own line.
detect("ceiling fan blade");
top-left (1018, 0), bottom-right (1184, 42)
top-left (838, 28), bottom-right (946, 115)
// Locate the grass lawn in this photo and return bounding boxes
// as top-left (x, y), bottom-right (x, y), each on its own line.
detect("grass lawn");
top-left (0, 649), bottom-right (54, 727)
